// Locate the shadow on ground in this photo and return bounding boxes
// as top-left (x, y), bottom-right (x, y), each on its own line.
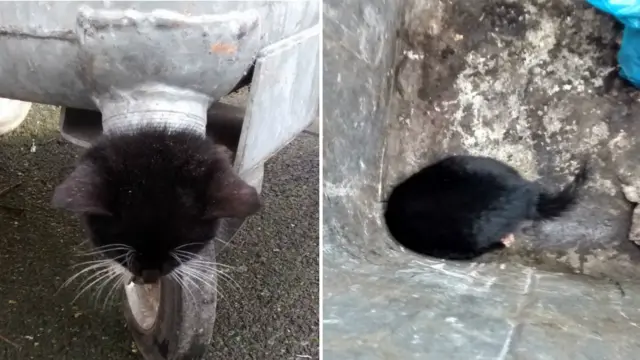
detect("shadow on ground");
top-left (0, 104), bottom-right (319, 359)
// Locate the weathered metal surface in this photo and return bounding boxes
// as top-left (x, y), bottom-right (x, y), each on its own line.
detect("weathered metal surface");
top-left (0, 1), bottom-right (319, 110)
top-left (237, 24), bottom-right (320, 174)
top-left (323, 0), bottom-right (640, 358)
top-left (77, 6), bottom-right (261, 135)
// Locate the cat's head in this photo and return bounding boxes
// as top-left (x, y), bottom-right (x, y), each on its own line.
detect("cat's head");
top-left (52, 128), bottom-right (261, 284)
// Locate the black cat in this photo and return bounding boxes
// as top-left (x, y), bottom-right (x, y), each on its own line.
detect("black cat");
top-left (52, 126), bottom-right (261, 284)
top-left (383, 155), bottom-right (589, 260)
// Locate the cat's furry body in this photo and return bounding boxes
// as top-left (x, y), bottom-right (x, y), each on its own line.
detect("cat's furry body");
top-left (383, 155), bottom-right (589, 260)
top-left (53, 126), bottom-right (261, 284)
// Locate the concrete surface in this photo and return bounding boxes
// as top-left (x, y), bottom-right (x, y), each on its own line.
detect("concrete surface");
top-left (324, 253), bottom-right (640, 360)
top-left (0, 104), bottom-right (318, 359)
top-left (323, 0), bottom-right (640, 359)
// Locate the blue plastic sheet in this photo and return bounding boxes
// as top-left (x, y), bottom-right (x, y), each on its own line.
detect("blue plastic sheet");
top-left (587, 0), bottom-right (640, 87)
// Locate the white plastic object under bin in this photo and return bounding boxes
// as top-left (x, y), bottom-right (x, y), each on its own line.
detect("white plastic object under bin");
top-left (0, 98), bottom-right (32, 135)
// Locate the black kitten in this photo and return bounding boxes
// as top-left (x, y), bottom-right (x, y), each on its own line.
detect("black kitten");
top-left (383, 155), bottom-right (589, 260)
top-left (52, 126), bottom-right (261, 284)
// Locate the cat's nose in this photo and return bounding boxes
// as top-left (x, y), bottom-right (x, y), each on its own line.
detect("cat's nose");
top-left (141, 269), bottom-right (161, 283)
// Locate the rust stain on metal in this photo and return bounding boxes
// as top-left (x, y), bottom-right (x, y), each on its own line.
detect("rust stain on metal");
top-left (210, 42), bottom-right (237, 55)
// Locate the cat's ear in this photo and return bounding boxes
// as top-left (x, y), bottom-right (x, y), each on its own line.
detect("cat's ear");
top-left (203, 145), bottom-right (261, 219)
top-left (52, 161), bottom-right (111, 216)
top-left (205, 169), bottom-right (261, 219)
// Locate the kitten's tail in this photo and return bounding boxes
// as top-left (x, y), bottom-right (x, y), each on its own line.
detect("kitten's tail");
top-left (534, 160), bottom-right (590, 220)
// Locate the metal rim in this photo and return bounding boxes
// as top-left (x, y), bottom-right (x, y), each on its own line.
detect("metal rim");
top-left (124, 280), bottom-right (161, 331)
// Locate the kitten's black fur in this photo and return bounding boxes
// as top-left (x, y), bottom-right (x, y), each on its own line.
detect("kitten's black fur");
top-left (383, 155), bottom-right (589, 260)
top-left (52, 126), bottom-right (261, 283)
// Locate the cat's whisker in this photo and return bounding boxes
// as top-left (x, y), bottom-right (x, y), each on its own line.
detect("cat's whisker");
top-left (170, 271), bottom-right (196, 305)
top-left (125, 251), bottom-right (135, 270)
top-left (75, 248), bottom-right (129, 257)
top-left (170, 252), bottom-right (184, 265)
top-left (174, 266), bottom-right (230, 307)
top-left (75, 244), bottom-right (133, 257)
top-left (172, 249), bottom-right (236, 272)
top-left (72, 265), bottom-right (115, 290)
top-left (99, 263), bottom-right (127, 295)
top-left (195, 271), bottom-right (228, 304)
top-left (93, 243), bottom-right (133, 251)
top-left (73, 267), bottom-right (123, 303)
top-left (172, 250), bottom-right (200, 262)
top-left (173, 249), bottom-right (205, 258)
top-left (69, 259), bottom-right (111, 269)
top-left (92, 266), bottom-right (122, 307)
top-left (102, 280), bottom-right (120, 310)
top-left (62, 261), bottom-right (114, 289)
top-left (61, 247), bottom-right (135, 308)
top-left (173, 251), bottom-right (237, 281)
top-left (70, 253), bottom-right (128, 269)
top-left (187, 261), bottom-right (236, 274)
top-left (171, 249), bottom-right (240, 294)
top-left (174, 242), bottom-right (205, 251)
top-left (215, 237), bottom-right (230, 245)
top-left (174, 248), bottom-right (208, 258)
top-left (64, 263), bottom-right (110, 286)
top-left (182, 262), bottom-right (241, 291)
top-left (178, 266), bottom-right (217, 289)
top-left (180, 258), bottom-right (239, 284)
top-left (216, 237), bottom-right (235, 252)
top-left (173, 249), bottom-right (216, 260)
top-left (175, 268), bottom-right (209, 300)
top-left (186, 258), bottom-right (236, 270)
top-left (170, 253), bottom-right (201, 305)
top-left (179, 267), bottom-right (220, 294)
top-left (102, 271), bottom-right (128, 310)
